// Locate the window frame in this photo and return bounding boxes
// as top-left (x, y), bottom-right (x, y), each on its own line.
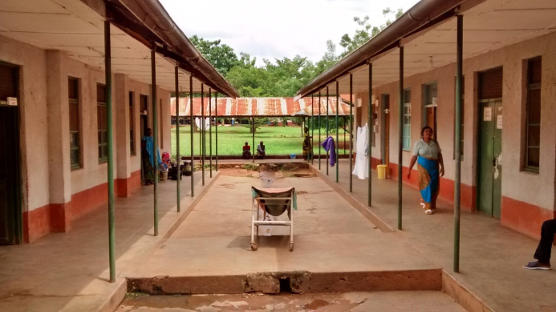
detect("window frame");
top-left (68, 77), bottom-right (82, 170)
top-left (97, 83), bottom-right (108, 164)
top-left (402, 88), bottom-right (411, 151)
top-left (523, 56), bottom-right (541, 173)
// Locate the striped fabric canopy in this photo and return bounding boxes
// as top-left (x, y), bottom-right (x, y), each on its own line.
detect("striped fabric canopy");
top-left (170, 97), bottom-right (352, 117)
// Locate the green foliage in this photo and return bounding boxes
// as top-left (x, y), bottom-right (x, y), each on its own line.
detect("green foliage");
top-left (339, 9), bottom-right (404, 56)
top-left (190, 8), bottom-right (404, 97)
top-left (190, 35), bottom-right (239, 76)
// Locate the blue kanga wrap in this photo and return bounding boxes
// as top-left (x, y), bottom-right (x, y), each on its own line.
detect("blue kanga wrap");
top-left (417, 156), bottom-right (439, 205)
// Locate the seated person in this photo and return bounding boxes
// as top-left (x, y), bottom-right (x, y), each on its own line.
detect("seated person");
top-left (524, 218), bottom-right (556, 270)
top-left (242, 142), bottom-right (251, 159)
top-left (256, 141), bottom-right (266, 159)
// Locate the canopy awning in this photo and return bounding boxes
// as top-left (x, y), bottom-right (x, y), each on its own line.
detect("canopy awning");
top-left (297, 0), bottom-right (556, 96)
top-left (171, 97), bottom-right (353, 117)
top-left (0, 0), bottom-right (238, 97)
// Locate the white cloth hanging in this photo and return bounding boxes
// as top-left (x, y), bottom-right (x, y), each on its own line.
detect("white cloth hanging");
top-left (352, 123), bottom-right (369, 179)
top-left (194, 117), bottom-right (211, 130)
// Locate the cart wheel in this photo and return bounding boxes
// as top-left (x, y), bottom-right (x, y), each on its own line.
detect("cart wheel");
top-left (289, 243), bottom-right (294, 252)
top-left (251, 243), bottom-right (258, 251)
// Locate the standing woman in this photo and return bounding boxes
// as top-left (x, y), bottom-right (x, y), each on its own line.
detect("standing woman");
top-left (407, 126), bottom-right (444, 214)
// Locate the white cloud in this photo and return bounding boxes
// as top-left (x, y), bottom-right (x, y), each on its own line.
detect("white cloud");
top-left (160, 0), bottom-right (419, 66)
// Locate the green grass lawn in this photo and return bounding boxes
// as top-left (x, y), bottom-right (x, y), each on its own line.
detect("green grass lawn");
top-left (170, 125), bottom-right (349, 158)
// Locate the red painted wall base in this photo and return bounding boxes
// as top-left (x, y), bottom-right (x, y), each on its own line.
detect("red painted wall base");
top-left (23, 171), bottom-right (142, 243)
top-left (372, 157), bottom-right (552, 239)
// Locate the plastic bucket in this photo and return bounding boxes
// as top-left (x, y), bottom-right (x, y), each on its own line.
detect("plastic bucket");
top-left (377, 164), bottom-right (387, 179)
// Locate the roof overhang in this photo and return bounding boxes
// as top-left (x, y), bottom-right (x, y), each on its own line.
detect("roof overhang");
top-left (297, 0), bottom-right (556, 98)
top-left (0, 0), bottom-right (238, 97)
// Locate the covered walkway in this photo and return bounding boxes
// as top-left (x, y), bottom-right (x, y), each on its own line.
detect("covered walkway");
top-left (315, 159), bottom-right (556, 312)
top-left (0, 172), bottom-right (217, 312)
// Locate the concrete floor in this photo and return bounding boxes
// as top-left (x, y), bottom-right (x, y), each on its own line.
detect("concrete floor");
top-left (126, 172), bottom-right (438, 278)
top-left (1, 159), bottom-right (555, 312)
top-left (117, 291), bottom-right (465, 312)
top-left (315, 159), bottom-right (556, 312)
top-left (0, 171), bottom-right (217, 312)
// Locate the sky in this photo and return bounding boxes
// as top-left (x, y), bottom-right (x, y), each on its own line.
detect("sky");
top-left (159, 0), bottom-right (419, 66)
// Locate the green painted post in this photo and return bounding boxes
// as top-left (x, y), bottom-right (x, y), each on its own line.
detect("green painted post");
top-left (454, 15), bottom-right (463, 273)
top-left (335, 81), bottom-right (339, 183)
top-left (151, 45), bottom-right (159, 236)
top-left (368, 62), bottom-right (373, 207)
top-left (326, 86), bottom-right (329, 176)
top-left (175, 66), bottom-right (180, 213)
top-left (208, 88), bottom-right (212, 178)
top-left (215, 92), bottom-right (218, 171)
top-left (311, 93), bottom-right (314, 165)
top-left (252, 116), bottom-right (255, 163)
top-left (104, 20), bottom-right (116, 283)
top-left (398, 45), bottom-right (404, 231)
top-left (349, 74), bottom-right (353, 193)
top-left (189, 76), bottom-right (194, 197)
top-left (201, 84), bottom-right (205, 186)
top-left (344, 116), bottom-right (346, 155)
top-left (318, 91), bottom-right (321, 170)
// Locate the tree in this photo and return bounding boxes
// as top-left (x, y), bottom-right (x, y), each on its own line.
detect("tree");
top-left (338, 8), bottom-right (404, 56)
top-left (190, 35), bottom-right (240, 76)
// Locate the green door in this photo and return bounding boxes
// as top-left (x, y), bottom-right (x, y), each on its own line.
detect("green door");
top-left (0, 63), bottom-right (21, 244)
top-left (478, 99), bottom-right (503, 218)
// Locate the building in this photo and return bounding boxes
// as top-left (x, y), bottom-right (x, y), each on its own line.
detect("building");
top-left (0, 0), bottom-right (237, 244)
top-left (298, 0), bottom-right (556, 239)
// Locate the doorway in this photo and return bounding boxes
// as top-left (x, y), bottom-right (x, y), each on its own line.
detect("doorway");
top-left (139, 94), bottom-right (149, 184)
top-left (0, 62), bottom-right (22, 245)
top-left (477, 67), bottom-right (503, 218)
top-left (380, 94), bottom-right (390, 170)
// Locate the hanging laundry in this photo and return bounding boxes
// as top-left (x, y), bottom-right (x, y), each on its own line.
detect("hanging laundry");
top-left (321, 136), bottom-right (336, 167)
top-left (352, 123), bottom-right (369, 179)
top-left (194, 117), bottom-right (211, 130)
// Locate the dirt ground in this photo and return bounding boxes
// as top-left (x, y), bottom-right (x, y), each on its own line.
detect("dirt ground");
top-left (117, 291), bottom-right (465, 312)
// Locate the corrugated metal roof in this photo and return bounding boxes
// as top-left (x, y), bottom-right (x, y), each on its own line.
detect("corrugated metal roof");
top-left (170, 97), bottom-right (352, 117)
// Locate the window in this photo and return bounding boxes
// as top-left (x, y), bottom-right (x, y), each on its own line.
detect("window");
top-left (453, 76), bottom-right (464, 159)
top-left (129, 92), bottom-right (135, 156)
top-left (159, 99), bottom-right (163, 149)
top-left (524, 56), bottom-right (541, 172)
top-left (422, 83), bottom-right (438, 137)
top-left (402, 89), bottom-right (411, 151)
top-left (97, 84), bottom-right (108, 163)
top-left (68, 77), bottom-right (82, 169)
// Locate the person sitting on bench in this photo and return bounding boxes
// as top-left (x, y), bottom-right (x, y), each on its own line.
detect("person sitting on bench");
top-left (524, 218), bottom-right (556, 270)
top-left (242, 142), bottom-right (251, 159)
top-left (256, 141), bottom-right (266, 159)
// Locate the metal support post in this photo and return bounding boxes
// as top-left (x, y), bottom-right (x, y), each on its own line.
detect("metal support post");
top-left (208, 88), bottom-right (212, 178)
top-left (349, 74), bottom-right (353, 192)
top-left (454, 14), bottom-right (463, 273)
top-left (368, 62), bottom-right (373, 207)
top-left (215, 92), bottom-right (218, 171)
top-left (201, 84), bottom-right (205, 186)
top-left (151, 45), bottom-right (159, 236)
top-left (326, 86), bottom-right (329, 175)
top-left (318, 91), bottom-right (321, 170)
top-left (335, 81), bottom-right (339, 183)
top-left (175, 66), bottom-right (180, 212)
top-left (311, 93), bottom-right (314, 164)
top-left (104, 20), bottom-right (115, 283)
top-left (397, 45), bottom-right (404, 230)
top-left (252, 116), bottom-right (255, 163)
top-left (189, 76), bottom-right (194, 197)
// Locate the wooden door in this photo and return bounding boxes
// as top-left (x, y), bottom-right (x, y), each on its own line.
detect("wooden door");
top-left (0, 63), bottom-right (21, 244)
top-left (478, 67), bottom-right (503, 218)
